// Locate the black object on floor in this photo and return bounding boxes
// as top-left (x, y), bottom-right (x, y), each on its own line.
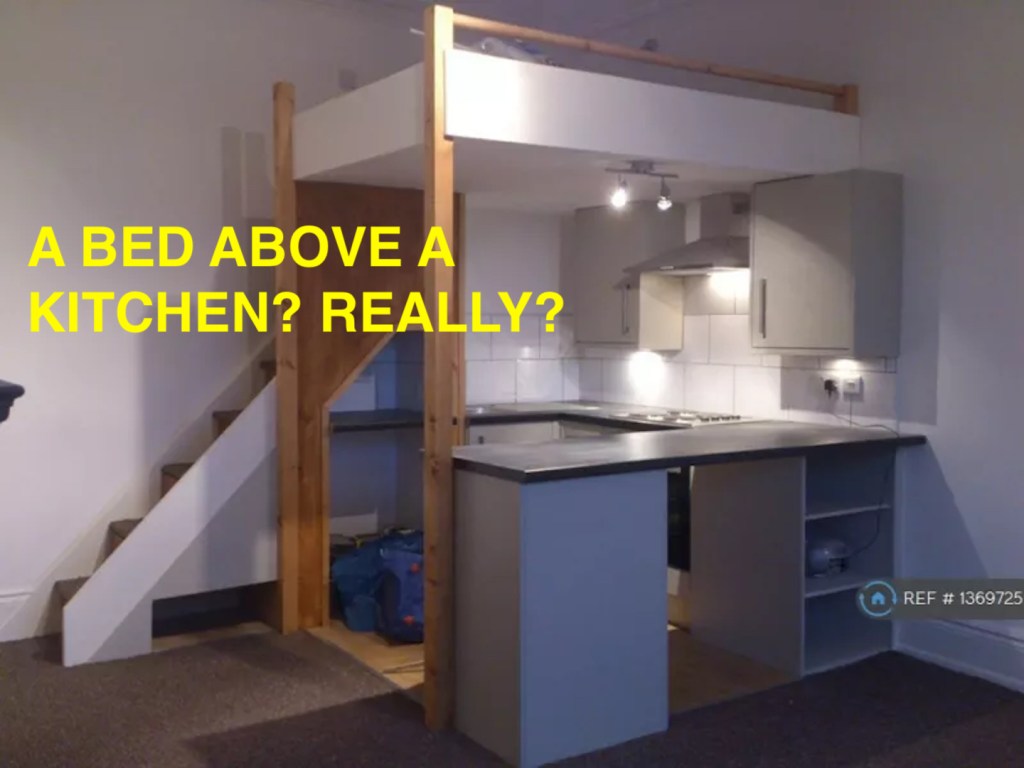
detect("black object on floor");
top-left (0, 379), bottom-right (25, 424)
top-left (1, 633), bottom-right (1022, 768)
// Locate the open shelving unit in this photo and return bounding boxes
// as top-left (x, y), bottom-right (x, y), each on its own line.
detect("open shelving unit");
top-left (802, 449), bottom-right (896, 672)
top-left (690, 447), bottom-right (898, 681)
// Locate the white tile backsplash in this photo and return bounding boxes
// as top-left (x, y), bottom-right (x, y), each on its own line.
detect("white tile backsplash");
top-left (578, 345), bottom-right (631, 360)
top-left (734, 365), bottom-right (783, 418)
top-left (492, 314), bottom-right (541, 360)
top-left (669, 315), bottom-right (710, 364)
top-left (578, 359), bottom-right (603, 400)
top-left (465, 328), bottom-right (492, 361)
top-left (467, 360), bottom-right (516, 405)
top-left (821, 356), bottom-right (888, 373)
top-left (464, 273), bottom-right (900, 424)
top-left (684, 274), bottom-right (737, 315)
top-left (709, 314), bottom-right (763, 366)
top-left (601, 358), bottom-right (631, 404)
top-left (684, 364), bottom-right (736, 413)
top-left (539, 315), bottom-right (576, 359)
top-left (562, 359), bottom-right (581, 401)
top-left (516, 359), bottom-right (565, 402)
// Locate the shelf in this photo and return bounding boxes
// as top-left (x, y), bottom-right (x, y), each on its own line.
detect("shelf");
top-left (805, 503), bottom-right (890, 521)
top-left (804, 452), bottom-right (894, 524)
top-left (803, 589), bottom-right (891, 675)
top-left (804, 568), bottom-right (877, 598)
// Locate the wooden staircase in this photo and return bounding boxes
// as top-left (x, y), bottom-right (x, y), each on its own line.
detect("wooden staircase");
top-left (54, 358), bottom-right (277, 640)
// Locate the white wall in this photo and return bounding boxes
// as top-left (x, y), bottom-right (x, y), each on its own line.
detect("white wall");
top-left (0, 0), bottom-right (418, 638)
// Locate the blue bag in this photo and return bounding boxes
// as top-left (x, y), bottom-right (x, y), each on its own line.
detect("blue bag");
top-left (376, 534), bottom-right (424, 643)
top-left (329, 544), bottom-right (383, 632)
top-left (329, 529), bottom-right (424, 638)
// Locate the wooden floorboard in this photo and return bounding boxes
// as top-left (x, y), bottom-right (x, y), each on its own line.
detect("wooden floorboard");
top-left (310, 622), bottom-right (425, 702)
top-left (668, 626), bottom-right (792, 713)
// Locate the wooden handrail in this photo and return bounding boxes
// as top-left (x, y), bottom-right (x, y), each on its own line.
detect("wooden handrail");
top-left (452, 11), bottom-right (859, 113)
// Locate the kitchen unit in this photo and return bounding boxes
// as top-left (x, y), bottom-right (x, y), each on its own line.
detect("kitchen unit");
top-left (569, 192), bottom-right (754, 351)
top-left (569, 203), bottom-right (687, 348)
top-left (452, 423), bottom-right (923, 767)
top-left (750, 169), bottom-right (903, 356)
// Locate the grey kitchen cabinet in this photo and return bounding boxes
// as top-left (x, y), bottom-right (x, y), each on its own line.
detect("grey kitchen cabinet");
top-left (467, 421), bottom-right (559, 445)
top-left (569, 202), bottom-right (687, 348)
top-left (750, 170), bottom-right (903, 357)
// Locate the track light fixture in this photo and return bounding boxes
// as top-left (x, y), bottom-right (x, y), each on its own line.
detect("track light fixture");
top-left (604, 160), bottom-right (678, 212)
top-left (657, 178), bottom-right (673, 211)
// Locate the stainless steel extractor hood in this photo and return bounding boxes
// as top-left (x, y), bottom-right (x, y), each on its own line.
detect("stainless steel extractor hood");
top-left (624, 192), bottom-right (751, 276)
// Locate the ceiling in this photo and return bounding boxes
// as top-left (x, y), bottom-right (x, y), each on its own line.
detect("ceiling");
top-left (308, 137), bottom-right (777, 212)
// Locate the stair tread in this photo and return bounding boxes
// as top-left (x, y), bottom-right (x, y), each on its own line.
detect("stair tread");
top-left (162, 462), bottom-right (193, 479)
top-left (213, 410), bottom-right (241, 435)
top-left (56, 577), bottom-right (88, 605)
top-left (109, 518), bottom-right (140, 541)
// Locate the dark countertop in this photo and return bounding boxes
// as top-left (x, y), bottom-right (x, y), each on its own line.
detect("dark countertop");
top-left (328, 401), bottom-right (673, 433)
top-left (452, 421), bottom-right (926, 483)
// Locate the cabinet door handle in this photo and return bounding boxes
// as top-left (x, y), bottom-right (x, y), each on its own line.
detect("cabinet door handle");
top-left (759, 278), bottom-right (768, 338)
top-left (621, 285), bottom-right (629, 335)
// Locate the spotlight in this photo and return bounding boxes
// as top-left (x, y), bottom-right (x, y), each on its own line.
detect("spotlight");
top-left (610, 178), bottom-right (629, 209)
top-left (657, 178), bottom-right (673, 211)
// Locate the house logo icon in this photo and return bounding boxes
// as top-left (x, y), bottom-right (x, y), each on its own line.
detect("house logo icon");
top-left (857, 580), bottom-right (898, 619)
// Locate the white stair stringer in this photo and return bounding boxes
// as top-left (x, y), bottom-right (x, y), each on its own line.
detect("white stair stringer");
top-left (62, 382), bottom-right (278, 666)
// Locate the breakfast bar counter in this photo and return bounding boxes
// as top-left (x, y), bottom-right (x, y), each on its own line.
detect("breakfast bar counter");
top-left (452, 421), bottom-right (925, 767)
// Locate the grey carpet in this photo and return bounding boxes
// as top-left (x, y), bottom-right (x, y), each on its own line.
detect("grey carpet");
top-left (1, 633), bottom-right (1022, 768)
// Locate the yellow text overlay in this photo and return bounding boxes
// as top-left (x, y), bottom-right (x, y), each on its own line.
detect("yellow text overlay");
top-left (28, 290), bottom-right (566, 334)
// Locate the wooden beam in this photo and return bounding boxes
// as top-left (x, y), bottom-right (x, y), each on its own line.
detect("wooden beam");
top-left (833, 84), bottom-right (860, 116)
top-left (453, 194), bottom-right (467, 444)
top-left (452, 12), bottom-right (845, 99)
top-left (423, 3), bottom-right (457, 732)
top-left (273, 81), bottom-right (300, 634)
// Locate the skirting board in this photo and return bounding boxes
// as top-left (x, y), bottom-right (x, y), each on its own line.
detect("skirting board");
top-left (0, 592), bottom-right (30, 635)
top-left (898, 619), bottom-right (1024, 693)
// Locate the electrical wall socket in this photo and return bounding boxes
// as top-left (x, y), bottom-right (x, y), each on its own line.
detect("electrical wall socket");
top-left (821, 373), bottom-right (864, 398)
top-left (840, 376), bottom-right (864, 397)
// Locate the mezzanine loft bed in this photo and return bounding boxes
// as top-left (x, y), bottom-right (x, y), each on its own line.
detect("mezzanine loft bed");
top-left (271, 3), bottom-right (861, 732)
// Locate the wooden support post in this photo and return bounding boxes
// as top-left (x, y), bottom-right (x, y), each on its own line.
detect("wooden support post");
top-left (273, 81), bottom-right (301, 634)
top-left (453, 194), bottom-right (467, 444)
top-left (423, 3), bottom-right (457, 732)
top-left (833, 84), bottom-right (860, 115)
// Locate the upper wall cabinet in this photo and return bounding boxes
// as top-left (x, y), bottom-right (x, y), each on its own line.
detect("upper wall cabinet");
top-left (749, 170), bottom-right (903, 357)
top-left (570, 203), bottom-right (688, 349)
